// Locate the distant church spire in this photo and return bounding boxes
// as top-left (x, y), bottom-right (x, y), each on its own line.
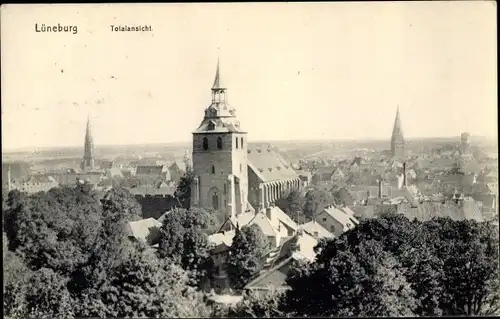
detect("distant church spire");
top-left (391, 106), bottom-right (405, 158)
top-left (81, 114), bottom-right (95, 171)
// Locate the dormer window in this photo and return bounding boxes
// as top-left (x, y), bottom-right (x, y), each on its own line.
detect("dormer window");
top-left (207, 121), bottom-right (216, 131)
top-left (217, 137), bottom-right (223, 149)
top-left (203, 137), bottom-right (209, 150)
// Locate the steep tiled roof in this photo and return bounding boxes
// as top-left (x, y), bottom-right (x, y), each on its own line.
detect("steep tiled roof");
top-left (126, 218), bottom-right (162, 244)
top-left (486, 183), bottom-right (497, 194)
top-left (249, 212), bottom-right (280, 237)
top-left (136, 165), bottom-right (163, 175)
top-left (293, 231), bottom-right (319, 261)
top-left (169, 161), bottom-right (187, 173)
top-left (208, 230), bottom-right (236, 247)
top-left (194, 116), bottom-right (242, 133)
top-left (347, 205), bottom-right (377, 220)
top-left (351, 157), bottom-right (363, 167)
top-left (25, 175), bottom-right (58, 184)
top-left (322, 205), bottom-right (359, 230)
top-left (245, 231), bottom-right (318, 291)
top-left (462, 197), bottom-right (484, 222)
top-left (245, 258), bottom-right (291, 291)
top-left (300, 221), bottom-right (334, 239)
top-left (340, 206), bottom-right (356, 217)
top-left (271, 206), bottom-right (298, 231)
top-left (247, 148), bottom-right (298, 183)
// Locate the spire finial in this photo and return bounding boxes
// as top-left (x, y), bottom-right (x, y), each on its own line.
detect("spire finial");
top-left (212, 52), bottom-right (225, 90)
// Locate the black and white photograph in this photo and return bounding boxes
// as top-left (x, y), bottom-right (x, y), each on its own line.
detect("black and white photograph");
top-left (1, 2), bottom-right (498, 318)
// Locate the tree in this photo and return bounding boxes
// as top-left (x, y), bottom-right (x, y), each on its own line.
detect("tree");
top-left (421, 218), bottom-right (500, 316)
top-left (101, 186), bottom-right (142, 222)
top-left (101, 186), bottom-right (142, 239)
top-left (174, 168), bottom-right (194, 209)
top-left (333, 187), bottom-right (354, 206)
top-left (227, 224), bottom-right (269, 290)
top-left (3, 187), bottom-right (103, 275)
top-left (76, 242), bottom-right (210, 318)
top-left (282, 215), bottom-right (500, 317)
top-left (284, 238), bottom-right (417, 317)
top-left (157, 207), bottom-right (216, 287)
top-left (23, 268), bottom-right (74, 319)
top-left (276, 190), bottom-right (307, 224)
top-left (3, 244), bottom-right (32, 319)
top-left (226, 290), bottom-right (289, 318)
top-left (303, 188), bottom-right (335, 219)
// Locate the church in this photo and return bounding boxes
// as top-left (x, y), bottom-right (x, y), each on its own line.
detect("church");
top-left (390, 106), bottom-right (405, 159)
top-left (190, 59), bottom-right (302, 223)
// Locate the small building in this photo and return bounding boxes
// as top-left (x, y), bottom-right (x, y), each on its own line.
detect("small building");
top-left (299, 220), bottom-right (334, 239)
top-left (14, 175), bottom-right (59, 194)
top-left (135, 165), bottom-right (170, 186)
top-left (315, 204), bottom-right (359, 237)
top-left (125, 218), bottom-right (162, 245)
top-left (244, 230), bottom-right (318, 293)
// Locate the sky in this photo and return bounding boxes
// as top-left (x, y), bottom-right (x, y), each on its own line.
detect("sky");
top-left (1, 2), bottom-right (497, 151)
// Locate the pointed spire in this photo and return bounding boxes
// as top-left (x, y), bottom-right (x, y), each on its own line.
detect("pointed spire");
top-left (391, 106), bottom-right (405, 158)
top-left (82, 114), bottom-right (95, 171)
top-left (392, 106), bottom-right (403, 136)
top-left (212, 56), bottom-right (226, 89)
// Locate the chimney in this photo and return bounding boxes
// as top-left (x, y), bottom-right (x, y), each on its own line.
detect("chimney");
top-left (378, 179), bottom-right (383, 199)
top-left (403, 162), bottom-right (407, 187)
top-left (266, 207), bottom-right (273, 220)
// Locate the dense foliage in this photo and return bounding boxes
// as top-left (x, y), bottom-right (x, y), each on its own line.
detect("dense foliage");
top-left (174, 168), bottom-right (194, 209)
top-left (275, 190), bottom-right (308, 223)
top-left (4, 181), bottom-right (499, 318)
top-left (3, 184), bottom-right (210, 319)
top-left (157, 206), bottom-right (221, 287)
top-left (303, 187), bottom-right (335, 219)
top-left (281, 214), bottom-right (500, 317)
top-left (227, 224), bottom-right (269, 290)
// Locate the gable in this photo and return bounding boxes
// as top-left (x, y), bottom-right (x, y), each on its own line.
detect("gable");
top-left (245, 258), bottom-right (292, 290)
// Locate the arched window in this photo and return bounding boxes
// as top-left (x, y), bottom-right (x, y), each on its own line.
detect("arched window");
top-left (240, 137), bottom-right (243, 148)
top-left (211, 165), bottom-right (215, 175)
top-left (217, 137), bottom-right (223, 149)
top-left (212, 192), bottom-right (219, 210)
top-left (203, 137), bottom-right (208, 150)
top-left (236, 137), bottom-right (239, 149)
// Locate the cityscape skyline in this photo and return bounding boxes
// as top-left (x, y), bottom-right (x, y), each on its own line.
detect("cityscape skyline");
top-left (1, 2), bottom-right (497, 151)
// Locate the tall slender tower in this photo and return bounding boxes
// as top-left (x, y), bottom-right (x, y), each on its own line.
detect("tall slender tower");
top-left (460, 132), bottom-right (472, 158)
top-left (191, 58), bottom-right (248, 221)
top-left (81, 115), bottom-right (95, 171)
top-left (391, 107), bottom-right (405, 158)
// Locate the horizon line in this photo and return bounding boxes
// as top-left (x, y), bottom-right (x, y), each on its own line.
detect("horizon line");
top-left (2, 135), bottom-right (496, 154)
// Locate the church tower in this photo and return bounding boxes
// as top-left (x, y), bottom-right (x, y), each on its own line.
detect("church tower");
top-left (390, 106), bottom-right (405, 158)
top-left (81, 115), bottom-right (95, 171)
top-left (191, 59), bottom-right (248, 221)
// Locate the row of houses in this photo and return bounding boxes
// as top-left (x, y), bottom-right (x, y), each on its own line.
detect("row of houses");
top-left (125, 202), bottom-right (360, 295)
